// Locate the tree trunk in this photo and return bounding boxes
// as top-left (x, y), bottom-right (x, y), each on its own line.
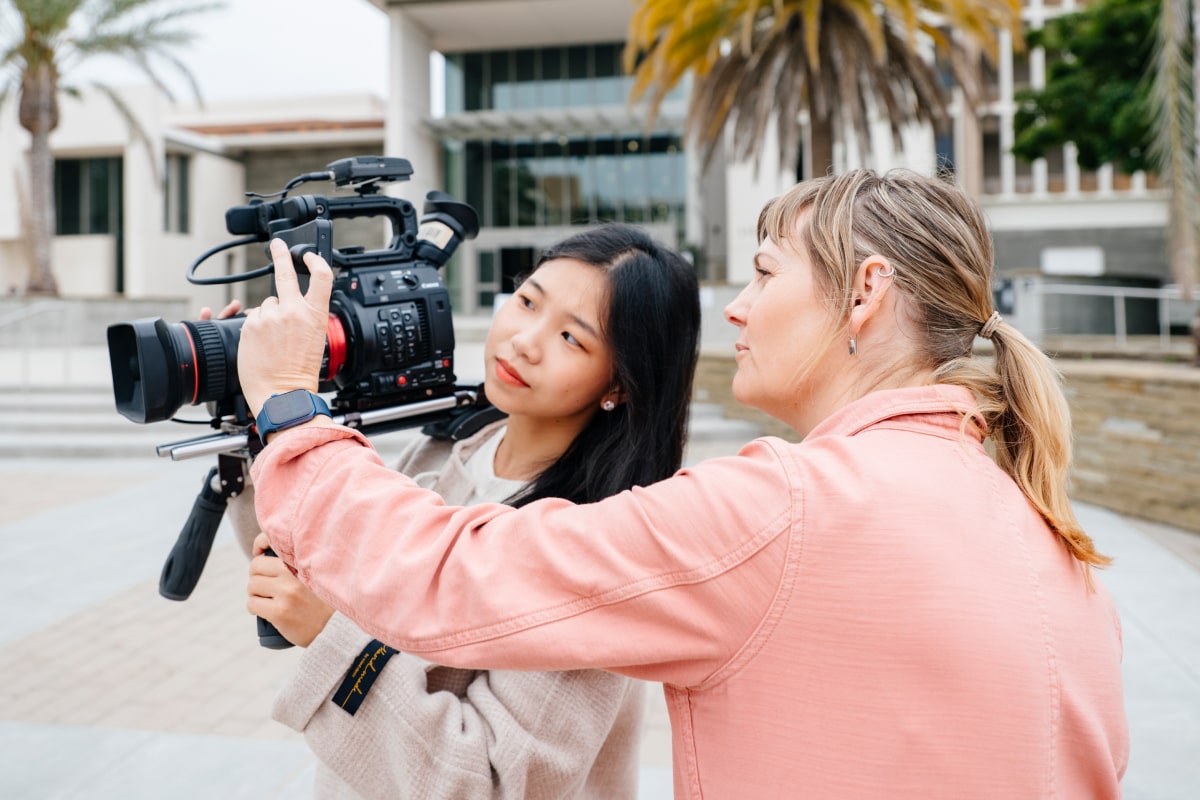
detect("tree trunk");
top-left (808, 117), bottom-right (836, 179)
top-left (20, 64), bottom-right (59, 296)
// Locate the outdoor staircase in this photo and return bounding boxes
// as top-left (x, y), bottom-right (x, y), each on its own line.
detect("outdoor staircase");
top-left (0, 385), bottom-right (763, 462)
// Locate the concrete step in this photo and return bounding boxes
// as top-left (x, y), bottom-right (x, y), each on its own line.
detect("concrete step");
top-left (0, 391), bottom-right (761, 461)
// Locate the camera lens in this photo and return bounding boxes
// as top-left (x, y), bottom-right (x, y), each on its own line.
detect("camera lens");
top-left (107, 316), bottom-right (244, 424)
top-left (108, 313), bottom-right (348, 424)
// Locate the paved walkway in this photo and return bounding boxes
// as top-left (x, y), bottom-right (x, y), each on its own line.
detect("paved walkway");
top-left (1, 345), bottom-right (1198, 797)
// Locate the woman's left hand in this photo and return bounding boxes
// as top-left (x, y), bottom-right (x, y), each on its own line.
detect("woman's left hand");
top-left (237, 238), bottom-right (334, 416)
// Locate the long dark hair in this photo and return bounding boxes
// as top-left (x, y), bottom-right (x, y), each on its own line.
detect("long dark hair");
top-left (505, 223), bottom-right (700, 507)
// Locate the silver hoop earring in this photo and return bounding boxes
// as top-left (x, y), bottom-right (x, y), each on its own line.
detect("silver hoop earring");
top-left (848, 335), bottom-right (858, 356)
top-left (602, 400), bottom-right (616, 411)
top-left (877, 264), bottom-right (896, 278)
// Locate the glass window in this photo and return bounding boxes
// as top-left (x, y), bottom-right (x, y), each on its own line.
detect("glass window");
top-left (592, 137), bottom-right (621, 221)
top-left (515, 140), bottom-right (537, 226)
top-left (490, 141), bottom-right (514, 227)
top-left (593, 44), bottom-right (622, 104)
top-left (537, 139), bottom-right (569, 226)
top-left (515, 49), bottom-right (538, 108)
top-left (491, 51), bottom-right (513, 110)
top-left (55, 156), bottom-right (122, 235)
top-left (566, 45), bottom-right (591, 106)
top-left (446, 43), bottom-right (630, 112)
top-left (567, 137), bottom-right (595, 222)
top-left (55, 159), bottom-right (82, 235)
top-left (465, 141), bottom-right (486, 225)
top-left (446, 133), bottom-right (686, 236)
top-left (619, 137), bottom-right (647, 222)
top-left (541, 47), bottom-right (566, 107)
top-left (164, 154), bottom-right (190, 234)
top-left (464, 52), bottom-right (486, 111)
top-left (445, 54), bottom-right (465, 114)
top-left (479, 251), bottom-right (496, 283)
top-left (89, 158), bottom-right (111, 234)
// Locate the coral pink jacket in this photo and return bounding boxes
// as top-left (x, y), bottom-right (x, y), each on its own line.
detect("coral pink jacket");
top-left (254, 385), bottom-right (1129, 799)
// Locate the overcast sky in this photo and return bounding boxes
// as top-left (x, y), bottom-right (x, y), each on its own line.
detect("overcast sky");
top-left (84, 0), bottom-right (391, 103)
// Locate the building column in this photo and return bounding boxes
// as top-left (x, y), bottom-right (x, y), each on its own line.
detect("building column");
top-left (386, 9), bottom-right (439, 209)
top-left (998, 29), bottom-right (1016, 197)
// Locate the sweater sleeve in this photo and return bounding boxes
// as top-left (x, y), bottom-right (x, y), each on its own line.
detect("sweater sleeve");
top-left (251, 425), bottom-right (795, 688)
top-left (273, 613), bottom-right (643, 800)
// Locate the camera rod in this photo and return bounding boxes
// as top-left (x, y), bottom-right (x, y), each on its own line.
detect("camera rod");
top-left (156, 389), bottom-right (480, 461)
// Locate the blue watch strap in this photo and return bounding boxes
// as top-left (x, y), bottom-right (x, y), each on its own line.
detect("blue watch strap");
top-left (255, 389), bottom-right (331, 445)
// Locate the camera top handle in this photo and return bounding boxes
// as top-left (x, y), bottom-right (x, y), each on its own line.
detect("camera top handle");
top-left (185, 156), bottom-right (422, 285)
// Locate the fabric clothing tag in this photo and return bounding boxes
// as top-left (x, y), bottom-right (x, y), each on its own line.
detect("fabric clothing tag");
top-left (331, 640), bottom-right (399, 715)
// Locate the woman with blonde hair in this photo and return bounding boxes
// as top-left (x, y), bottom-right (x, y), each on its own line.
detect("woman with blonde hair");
top-left (240, 169), bottom-right (1129, 799)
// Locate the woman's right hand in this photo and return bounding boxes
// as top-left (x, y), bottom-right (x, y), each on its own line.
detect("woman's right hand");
top-left (198, 299), bottom-right (243, 321)
top-left (247, 535), bottom-right (334, 648)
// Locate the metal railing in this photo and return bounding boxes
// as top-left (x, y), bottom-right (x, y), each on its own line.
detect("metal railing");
top-left (1031, 282), bottom-right (1195, 350)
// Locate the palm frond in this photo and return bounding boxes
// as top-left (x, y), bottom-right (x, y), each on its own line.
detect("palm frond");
top-left (1148, 0), bottom-right (1199, 298)
top-left (628, 0), bottom-right (1021, 175)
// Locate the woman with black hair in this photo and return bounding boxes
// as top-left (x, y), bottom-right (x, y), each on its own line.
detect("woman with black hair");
top-left (238, 223), bottom-right (701, 799)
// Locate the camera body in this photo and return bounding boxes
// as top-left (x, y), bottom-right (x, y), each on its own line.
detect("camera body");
top-left (108, 156), bottom-right (479, 424)
top-left (325, 259), bottom-right (455, 409)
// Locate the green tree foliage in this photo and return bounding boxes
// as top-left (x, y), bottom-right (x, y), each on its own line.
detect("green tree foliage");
top-left (1012, 0), bottom-right (1160, 172)
top-left (1015, 0), bottom-right (1198, 296)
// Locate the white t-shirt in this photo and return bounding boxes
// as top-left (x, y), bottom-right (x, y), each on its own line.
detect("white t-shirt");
top-left (462, 425), bottom-right (527, 504)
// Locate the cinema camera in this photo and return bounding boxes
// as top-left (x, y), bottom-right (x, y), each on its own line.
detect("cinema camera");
top-left (105, 156), bottom-right (501, 647)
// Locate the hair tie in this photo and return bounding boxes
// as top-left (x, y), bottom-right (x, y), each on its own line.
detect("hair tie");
top-left (979, 311), bottom-right (1003, 340)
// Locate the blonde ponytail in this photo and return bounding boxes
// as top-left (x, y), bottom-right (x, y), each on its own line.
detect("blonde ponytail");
top-left (937, 323), bottom-right (1111, 577)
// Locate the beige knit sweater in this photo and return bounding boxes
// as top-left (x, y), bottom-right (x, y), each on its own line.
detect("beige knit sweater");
top-left (231, 421), bottom-right (645, 799)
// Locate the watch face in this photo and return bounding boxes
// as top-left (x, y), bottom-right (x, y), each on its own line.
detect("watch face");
top-left (265, 390), bottom-right (316, 425)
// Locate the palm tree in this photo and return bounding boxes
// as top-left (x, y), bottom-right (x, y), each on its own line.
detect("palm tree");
top-left (625, 0), bottom-right (1021, 178)
top-left (1150, 0), bottom-right (1198, 299)
top-left (0, 0), bottom-right (219, 296)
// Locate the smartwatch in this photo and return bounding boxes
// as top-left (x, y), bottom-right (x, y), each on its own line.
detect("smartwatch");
top-left (255, 389), bottom-right (332, 445)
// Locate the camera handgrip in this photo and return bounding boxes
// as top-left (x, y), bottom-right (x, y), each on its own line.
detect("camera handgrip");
top-left (159, 467), bottom-right (227, 601)
top-left (257, 548), bottom-right (295, 650)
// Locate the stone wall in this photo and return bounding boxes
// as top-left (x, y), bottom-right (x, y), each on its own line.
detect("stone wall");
top-left (1060, 360), bottom-right (1200, 533)
top-left (695, 351), bottom-right (1200, 533)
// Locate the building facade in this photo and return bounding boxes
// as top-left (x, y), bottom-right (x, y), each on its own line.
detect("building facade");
top-left (2, 0), bottom-right (1187, 342)
top-left (371, 0), bottom-right (1189, 336)
top-left (0, 89), bottom-right (389, 311)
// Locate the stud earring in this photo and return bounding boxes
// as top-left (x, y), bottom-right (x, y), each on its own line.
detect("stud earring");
top-left (848, 335), bottom-right (858, 356)
top-left (602, 400), bottom-right (616, 411)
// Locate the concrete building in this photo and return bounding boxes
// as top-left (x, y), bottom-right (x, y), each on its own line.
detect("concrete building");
top-left (0, 87), bottom-right (388, 312)
top-left (367, 0), bottom-right (1191, 337)
top-left (0, 0), bottom-right (1190, 341)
